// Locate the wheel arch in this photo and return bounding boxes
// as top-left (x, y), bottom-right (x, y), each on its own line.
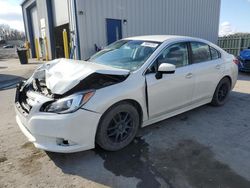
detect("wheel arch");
top-left (213, 75), bottom-right (232, 96)
top-left (211, 75), bottom-right (232, 106)
top-left (96, 99), bottom-right (143, 136)
top-left (222, 75), bottom-right (232, 88)
top-left (102, 99), bottom-right (143, 125)
top-left (94, 99), bottom-right (144, 145)
top-left (123, 99), bottom-right (144, 126)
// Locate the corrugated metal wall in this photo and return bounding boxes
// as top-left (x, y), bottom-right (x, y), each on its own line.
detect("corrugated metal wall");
top-left (76, 0), bottom-right (221, 59)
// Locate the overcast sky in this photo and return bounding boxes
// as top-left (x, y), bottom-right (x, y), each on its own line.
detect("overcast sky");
top-left (0, 0), bottom-right (24, 31)
top-left (0, 0), bottom-right (250, 36)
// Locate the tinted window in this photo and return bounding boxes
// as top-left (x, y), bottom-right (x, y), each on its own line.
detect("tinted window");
top-left (156, 43), bottom-right (189, 68)
top-left (191, 42), bottom-right (211, 63)
top-left (210, 46), bottom-right (220, 60)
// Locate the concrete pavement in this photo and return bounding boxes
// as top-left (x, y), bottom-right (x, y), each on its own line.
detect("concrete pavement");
top-left (0, 58), bottom-right (42, 89)
top-left (0, 59), bottom-right (250, 188)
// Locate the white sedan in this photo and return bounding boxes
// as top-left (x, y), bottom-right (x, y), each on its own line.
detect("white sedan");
top-left (15, 35), bottom-right (238, 153)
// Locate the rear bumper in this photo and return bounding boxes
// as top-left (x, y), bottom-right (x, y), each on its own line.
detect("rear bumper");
top-left (15, 104), bottom-right (102, 153)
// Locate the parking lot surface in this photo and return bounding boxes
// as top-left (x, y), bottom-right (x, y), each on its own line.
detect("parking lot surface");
top-left (0, 59), bottom-right (250, 188)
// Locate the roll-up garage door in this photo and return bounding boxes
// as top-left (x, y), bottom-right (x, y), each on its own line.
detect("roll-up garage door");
top-left (30, 7), bottom-right (41, 57)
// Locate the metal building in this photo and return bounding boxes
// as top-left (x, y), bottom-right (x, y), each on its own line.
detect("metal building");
top-left (21, 0), bottom-right (221, 60)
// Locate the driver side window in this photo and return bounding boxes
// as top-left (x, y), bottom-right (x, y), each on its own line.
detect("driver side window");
top-left (151, 43), bottom-right (189, 72)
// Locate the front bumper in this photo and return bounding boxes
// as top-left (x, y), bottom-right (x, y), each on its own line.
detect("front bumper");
top-left (15, 83), bottom-right (102, 153)
top-left (15, 106), bottom-right (101, 153)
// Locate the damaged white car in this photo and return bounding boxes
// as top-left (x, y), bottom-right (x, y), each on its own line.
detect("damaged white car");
top-left (15, 35), bottom-right (238, 153)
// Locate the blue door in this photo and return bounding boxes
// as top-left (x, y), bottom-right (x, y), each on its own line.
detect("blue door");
top-left (106, 19), bottom-right (122, 45)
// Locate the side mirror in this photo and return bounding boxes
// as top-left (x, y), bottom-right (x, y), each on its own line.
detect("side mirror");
top-left (155, 63), bottom-right (176, 79)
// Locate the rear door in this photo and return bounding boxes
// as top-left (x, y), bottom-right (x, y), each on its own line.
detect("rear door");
top-left (190, 42), bottom-right (224, 102)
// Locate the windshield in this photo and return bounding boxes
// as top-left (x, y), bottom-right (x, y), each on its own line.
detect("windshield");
top-left (88, 40), bottom-right (160, 71)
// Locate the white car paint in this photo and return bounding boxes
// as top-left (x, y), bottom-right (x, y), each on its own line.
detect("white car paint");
top-left (15, 35), bottom-right (238, 153)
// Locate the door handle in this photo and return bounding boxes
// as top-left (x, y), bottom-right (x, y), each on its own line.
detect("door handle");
top-left (185, 73), bottom-right (193, 79)
top-left (215, 65), bottom-right (221, 69)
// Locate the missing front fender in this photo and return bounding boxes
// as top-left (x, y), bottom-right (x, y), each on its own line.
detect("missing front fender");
top-left (63, 73), bottom-right (129, 97)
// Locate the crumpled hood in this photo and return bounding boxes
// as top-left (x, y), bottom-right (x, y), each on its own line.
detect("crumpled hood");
top-left (36, 58), bottom-right (130, 95)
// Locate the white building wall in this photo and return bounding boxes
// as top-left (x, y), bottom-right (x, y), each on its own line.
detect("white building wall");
top-left (51, 0), bottom-right (69, 27)
top-left (30, 6), bottom-right (40, 39)
top-left (75, 0), bottom-right (221, 59)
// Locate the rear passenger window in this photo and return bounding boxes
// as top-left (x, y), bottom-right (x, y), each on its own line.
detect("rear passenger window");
top-left (191, 42), bottom-right (211, 63)
top-left (210, 46), bottom-right (220, 60)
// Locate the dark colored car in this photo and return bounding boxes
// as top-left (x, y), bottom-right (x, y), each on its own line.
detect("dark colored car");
top-left (238, 48), bottom-right (250, 72)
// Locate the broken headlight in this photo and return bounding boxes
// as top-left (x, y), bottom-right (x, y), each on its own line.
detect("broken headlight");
top-left (43, 91), bottom-right (95, 114)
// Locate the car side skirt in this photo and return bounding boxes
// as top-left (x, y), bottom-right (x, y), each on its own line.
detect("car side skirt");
top-left (142, 97), bottom-right (212, 127)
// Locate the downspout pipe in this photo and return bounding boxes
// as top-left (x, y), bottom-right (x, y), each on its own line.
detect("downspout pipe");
top-left (73, 0), bottom-right (81, 59)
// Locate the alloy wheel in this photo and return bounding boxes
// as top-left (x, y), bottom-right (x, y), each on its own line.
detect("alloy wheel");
top-left (107, 112), bottom-right (134, 143)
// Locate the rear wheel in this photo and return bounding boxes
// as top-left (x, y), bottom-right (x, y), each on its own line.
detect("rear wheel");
top-left (211, 77), bottom-right (231, 106)
top-left (96, 102), bottom-right (140, 151)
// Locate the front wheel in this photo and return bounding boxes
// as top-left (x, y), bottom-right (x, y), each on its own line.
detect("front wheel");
top-left (211, 77), bottom-right (231, 106)
top-left (96, 103), bottom-right (140, 151)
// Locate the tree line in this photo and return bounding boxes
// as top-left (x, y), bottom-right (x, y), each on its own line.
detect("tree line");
top-left (0, 24), bottom-right (25, 41)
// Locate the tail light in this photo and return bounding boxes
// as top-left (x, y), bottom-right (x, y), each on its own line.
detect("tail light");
top-left (233, 58), bottom-right (240, 65)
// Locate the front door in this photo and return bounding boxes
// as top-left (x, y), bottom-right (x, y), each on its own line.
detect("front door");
top-left (146, 42), bottom-right (195, 119)
top-left (106, 19), bottom-right (122, 45)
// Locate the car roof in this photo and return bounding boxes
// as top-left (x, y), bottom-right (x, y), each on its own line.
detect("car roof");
top-left (124, 35), bottom-right (201, 43)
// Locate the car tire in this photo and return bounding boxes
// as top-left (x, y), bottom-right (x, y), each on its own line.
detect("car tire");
top-left (96, 102), bottom-right (140, 151)
top-left (211, 77), bottom-right (231, 106)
